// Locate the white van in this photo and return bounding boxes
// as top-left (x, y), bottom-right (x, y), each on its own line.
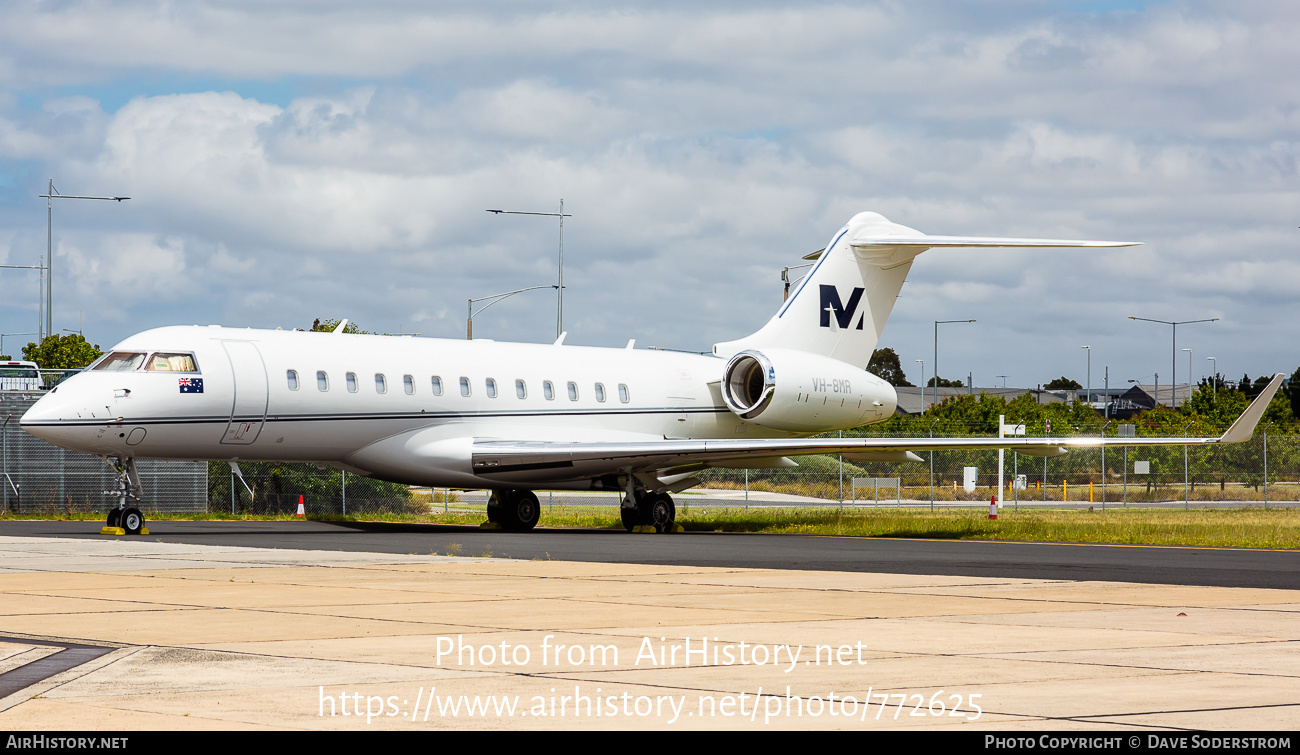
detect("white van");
top-left (0, 361), bottom-right (42, 392)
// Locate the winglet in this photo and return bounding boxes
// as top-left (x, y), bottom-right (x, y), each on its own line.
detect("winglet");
top-left (1218, 373), bottom-right (1285, 443)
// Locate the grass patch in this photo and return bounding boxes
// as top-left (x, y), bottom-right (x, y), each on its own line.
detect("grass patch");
top-left (6, 505), bottom-right (1297, 549)
top-left (671, 507), bottom-right (1300, 549)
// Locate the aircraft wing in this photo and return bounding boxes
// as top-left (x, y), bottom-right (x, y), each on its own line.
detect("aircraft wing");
top-left (470, 374), bottom-right (1283, 479)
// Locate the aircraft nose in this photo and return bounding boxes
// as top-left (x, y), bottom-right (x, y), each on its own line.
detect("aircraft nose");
top-left (19, 385), bottom-right (105, 451)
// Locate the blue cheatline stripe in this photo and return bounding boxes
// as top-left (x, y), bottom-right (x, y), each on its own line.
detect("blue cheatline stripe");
top-left (776, 227), bottom-right (849, 320)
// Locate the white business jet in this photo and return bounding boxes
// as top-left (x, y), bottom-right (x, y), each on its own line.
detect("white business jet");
top-left (21, 211), bottom-right (1282, 535)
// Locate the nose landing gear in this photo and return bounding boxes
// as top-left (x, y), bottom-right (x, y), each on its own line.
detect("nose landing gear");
top-left (102, 457), bottom-right (147, 536)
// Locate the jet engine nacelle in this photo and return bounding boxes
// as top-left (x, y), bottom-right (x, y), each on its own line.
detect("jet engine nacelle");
top-left (720, 348), bottom-right (896, 432)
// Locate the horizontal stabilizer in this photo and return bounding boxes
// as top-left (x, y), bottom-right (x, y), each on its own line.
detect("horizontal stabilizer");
top-left (850, 235), bottom-right (1140, 249)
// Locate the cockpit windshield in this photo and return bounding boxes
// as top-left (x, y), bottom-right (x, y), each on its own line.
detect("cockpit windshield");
top-left (92, 351), bottom-right (199, 373)
top-left (93, 352), bottom-right (147, 371)
top-left (145, 353), bottom-right (199, 372)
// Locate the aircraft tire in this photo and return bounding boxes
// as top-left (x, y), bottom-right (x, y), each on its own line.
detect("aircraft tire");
top-left (620, 502), bottom-right (638, 532)
top-left (486, 492), bottom-right (503, 523)
top-left (121, 507), bottom-right (144, 535)
top-left (106, 509), bottom-right (121, 529)
top-left (503, 490), bottom-right (540, 532)
top-left (641, 493), bottom-right (676, 533)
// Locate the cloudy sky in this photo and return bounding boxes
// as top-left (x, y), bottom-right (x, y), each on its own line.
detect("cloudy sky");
top-left (1, 0), bottom-right (1296, 391)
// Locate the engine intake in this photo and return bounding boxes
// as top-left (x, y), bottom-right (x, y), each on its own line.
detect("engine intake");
top-left (720, 348), bottom-right (896, 432)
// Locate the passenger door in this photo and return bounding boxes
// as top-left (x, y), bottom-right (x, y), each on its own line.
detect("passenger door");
top-left (221, 341), bottom-right (268, 445)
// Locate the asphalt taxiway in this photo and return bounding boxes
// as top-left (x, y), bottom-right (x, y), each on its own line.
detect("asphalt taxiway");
top-left (1, 519), bottom-right (1297, 589)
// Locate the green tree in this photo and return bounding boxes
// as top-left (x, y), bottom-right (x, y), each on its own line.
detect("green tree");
top-left (1044, 376), bottom-right (1081, 391)
top-left (1287, 367), bottom-right (1300, 420)
top-left (310, 318), bottom-right (369, 334)
top-left (926, 376), bottom-right (963, 388)
top-left (21, 334), bottom-right (103, 369)
top-left (867, 347), bottom-right (912, 386)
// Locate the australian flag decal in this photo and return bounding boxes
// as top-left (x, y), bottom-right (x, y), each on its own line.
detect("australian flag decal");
top-left (178, 377), bottom-right (204, 394)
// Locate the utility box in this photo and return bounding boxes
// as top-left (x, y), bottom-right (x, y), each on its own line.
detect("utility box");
top-left (1134, 461), bottom-right (1150, 474)
top-left (963, 467), bottom-right (978, 492)
top-left (1014, 474), bottom-right (1027, 491)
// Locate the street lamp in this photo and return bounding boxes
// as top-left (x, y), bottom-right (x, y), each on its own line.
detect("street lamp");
top-left (1206, 356), bottom-right (1216, 399)
top-left (1128, 316), bottom-right (1217, 410)
top-left (934, 319), bottom-right (975, 408)
top-left (467, 285), bottom-right (558, 340)
top-left (1082, 345), bottom-right (1090, 405)
top-left (38, 180), bottom-right (130, 341)
top-left (996, 375), bottom-right (1007, 388)
top-left (0, 332), bottom-right (39, 360)
top-left (782, 261), bottom-right (815, 301)
top-left (486, 201), bottom-right (571, 338)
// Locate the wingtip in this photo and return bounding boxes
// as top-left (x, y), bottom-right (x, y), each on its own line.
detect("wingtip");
top-left (1218, 373), bottom-right (1285, 443)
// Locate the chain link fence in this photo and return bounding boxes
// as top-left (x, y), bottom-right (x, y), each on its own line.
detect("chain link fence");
top-left (698, 432), bottom-right (1300, 507)
top-left (3, 393), bottom-right (207, 515)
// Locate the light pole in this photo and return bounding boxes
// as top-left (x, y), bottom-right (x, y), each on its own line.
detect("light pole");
top-left (467, 285), bottom-right (558, 340)
top-left (915, 360), bottom-right (925, 411)
top-left (996, 375), bottom-right (1007, 388)
top-left (38, 181), bottom-right (129, 341)
top-left (1128, 316), bottom-right (1217, 410)
top-left (1206, 356), bottom-right (1217, 399)
top-left (1082, 345), bottom-right (1091, 406)
top-left (486, 201), bottom-right (571, 339)
top-left (0, 333), bottom-right (39, 360)
top-left (782, 262), bottom-right (814, 301)
top-left (1101, 420), bottom-right (1112, 510)
top-left (934, 319), bottom-right (975, 409)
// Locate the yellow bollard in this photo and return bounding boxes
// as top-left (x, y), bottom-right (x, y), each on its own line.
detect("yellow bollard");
top-left (1090, 481), bottom-right (1094, 503)
top-left (1063, 479), bottom-right (1068, 501)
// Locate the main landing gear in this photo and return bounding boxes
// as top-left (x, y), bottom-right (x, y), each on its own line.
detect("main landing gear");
top-left (104, 457), bottom-right (147, 536)
top-left (485, 489), bottom-right (541, 532)
top-left (481, 488), bottom-right (679, 533)
top-left (621, 490), bottom-right (677, 533)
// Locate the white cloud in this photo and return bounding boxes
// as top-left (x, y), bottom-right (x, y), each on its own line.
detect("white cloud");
top-left (0, 1), bottom-right (1298, 384)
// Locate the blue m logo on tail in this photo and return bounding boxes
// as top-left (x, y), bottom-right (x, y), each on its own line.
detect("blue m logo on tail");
top-left (819, 285), bottom-right (866, 330)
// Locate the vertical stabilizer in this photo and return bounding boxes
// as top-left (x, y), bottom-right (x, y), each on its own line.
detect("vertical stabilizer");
top-left (713, 212), bottom-right (924, 368)
top-left (713, 211), bottom-right (1138, 368)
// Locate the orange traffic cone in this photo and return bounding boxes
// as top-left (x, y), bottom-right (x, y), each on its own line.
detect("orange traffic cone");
top-left (296, 495), bottom-right (305, 517)
top-left (988, 495), bottom-right (998, 520)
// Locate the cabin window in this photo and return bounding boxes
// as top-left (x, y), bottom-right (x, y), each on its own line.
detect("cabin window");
top-left (515, 379), bottom-right (526, 399)
top-left (619, 384), bottom-right (630, 403)
top-left (287, 370), bottom-right (300, 391)
top-left (404, 374), bottom-right (415, 395)
top-left (346, 372), bottom-right (358, 393)
top-left (460, 377), bottom-right (471, 397)
top-left (317, 371), bottom-right (329, 391)
top-left (543, 380), bottom-right (554, 400)
top-left (375, 373), bottom-right (387, 393)
top-left (145, 353), bottom-right (199, 372)
top-left (94, 352), bottom-right (147, 372)
top-left (486, 378), bottom-right (498, 398)
top-left (567, 381), bottom-right (578, 401)
top-left (594, 383), bottom-right (606, 403)
top-left (431, 376), bottom-right (443, 396)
